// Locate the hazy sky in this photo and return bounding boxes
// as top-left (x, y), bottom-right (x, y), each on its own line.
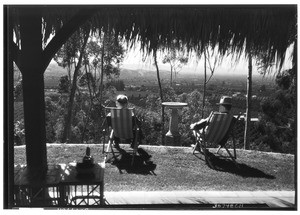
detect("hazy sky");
top-left (121, 44), bottom-right (294, 77)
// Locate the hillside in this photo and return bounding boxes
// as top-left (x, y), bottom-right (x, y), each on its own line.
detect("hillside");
top-left (119, 68), bottom-right (170, 79)
top-left (42, 63), bottom-right (171, 88)
top-left (42, 63), bottom-right (270, 89)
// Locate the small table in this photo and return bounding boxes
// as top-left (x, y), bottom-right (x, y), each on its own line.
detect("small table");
top-left (14, 164), bottom-right (64, 207)
top-left (59, 162), bottom-right (105, 206)
top-left (162, 102), bottom-right (188, 145)
top-left (14, 163), bottom-right (105, 207)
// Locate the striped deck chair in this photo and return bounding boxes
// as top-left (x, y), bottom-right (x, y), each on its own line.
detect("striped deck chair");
top-left (192, 111), bottom-right (239, 163)
top-left (104, 107), bottom-right (138, 166)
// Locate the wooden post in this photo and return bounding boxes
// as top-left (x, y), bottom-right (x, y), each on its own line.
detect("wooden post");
top-left (244, 53), bottom-right (252, 150)
top-left (20, 9), bottom-right (48, 173)
top-left (4, 6), bottom-right (14, 208)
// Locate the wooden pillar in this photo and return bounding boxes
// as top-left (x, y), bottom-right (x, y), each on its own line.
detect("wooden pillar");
top-left (4, 6), bottom-right (15, 208)
top-left (19, 9), bottom-right (48, 173)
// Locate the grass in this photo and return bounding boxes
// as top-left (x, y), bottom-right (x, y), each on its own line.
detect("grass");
top-left (14, 144), bottom-right (295, 192)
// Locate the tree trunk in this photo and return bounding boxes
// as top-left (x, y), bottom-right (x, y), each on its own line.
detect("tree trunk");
top-left (154, 49), bottom-right (165, 145)
top-left (202, 51), bottom-right (207, 118)
top-left (99, 36), bottom-right (105, 106)
top-left (170, 65), bottom-right (173, 87)
top-left (19, 9), bottom-right (48, 173)
top-left (10, 7), bottom-right (95, 174)
top-left (80, 65), bottom-right (93, 142)
top-left (244, 53), bottom-right (252, 149)
top-left (62, 30), bottom-right (90, 143)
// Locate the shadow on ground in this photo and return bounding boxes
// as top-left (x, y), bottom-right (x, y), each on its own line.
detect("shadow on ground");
top-left (199, 151), bottom-right (276, 179)
top-left (109, 148), bottom-right (157, 175)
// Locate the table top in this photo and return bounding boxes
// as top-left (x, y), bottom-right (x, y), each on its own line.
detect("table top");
top-left (162, 102), bottom-right (188, 108)
top-left (14, 164), bottom-right (62, 187)
top-left (14, 163), bottom-right (105, 187)
top-left (60, 162), bottom-right (104, 185)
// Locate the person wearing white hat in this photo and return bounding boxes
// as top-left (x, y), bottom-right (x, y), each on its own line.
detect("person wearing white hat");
top-left (190, 96), bottom-right (233, 130)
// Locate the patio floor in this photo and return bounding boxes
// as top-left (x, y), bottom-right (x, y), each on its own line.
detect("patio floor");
top-left (104, 190), bottom-right (295, 208)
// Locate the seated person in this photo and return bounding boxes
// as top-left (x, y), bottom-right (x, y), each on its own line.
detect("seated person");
top-left (106, 94), bottom-right (144, 148)
top-left (190, 96), bottom-right (236, 147)
top-left (190, 96), bottom-right (237, 151)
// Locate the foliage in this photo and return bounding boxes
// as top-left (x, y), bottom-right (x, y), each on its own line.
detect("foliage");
top-left (83, 32), bottom-right (125, 82)
top-left (254, 68), bottom-right (296, 153)
top-left (14, 120), bottom-right (25, 145)
top-left (45, 96), bottom-right (58, 143)
top-left (134, 106), bottom-right (162, 145)
top-left (78, 72), bottom-right (96, 88)
top-left (44, 91), bottom-right (104, 144)
top-left (105, 80), bottom-right (125, 91)
top-left (259, 85), bottom-right (266, 92)
top-left (58, 75), bottom-right (70, 93)
top-left (142, 88), bottom-right (213, 146)
top-left (14, 79), bottom-right (23, 101)
top-left (54, 32), bottom-right (81, 69)
top-left (101, 31), bottom-right (125, 79)
top-left (14, 78), bottom-right (295, 154)
top-left (180, 90), bottom-right (213, 146)
top-left (162, 43), bottom-right (188, 86)
top-left (52, 29), bottom-right (126, 143)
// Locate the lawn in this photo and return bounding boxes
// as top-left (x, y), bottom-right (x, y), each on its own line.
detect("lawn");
top-left (14, 144), bottom-right (295, 192)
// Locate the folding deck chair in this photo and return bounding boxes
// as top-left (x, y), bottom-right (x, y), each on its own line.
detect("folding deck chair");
top-left (103, 107), bottom-right (139, 166)
top-left (192, 111), bottom-right (240, 163)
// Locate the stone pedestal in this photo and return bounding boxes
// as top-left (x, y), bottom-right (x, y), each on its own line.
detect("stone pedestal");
top-left (162, 102), bottom-right (188, 146)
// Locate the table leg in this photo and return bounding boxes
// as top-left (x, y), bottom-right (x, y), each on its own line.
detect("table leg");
top-left (100, 181), bottom-right (104, 205)
top-left (59, 184), bottom-right (67, 206)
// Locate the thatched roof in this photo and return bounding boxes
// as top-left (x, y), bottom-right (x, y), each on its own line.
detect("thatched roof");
top-left (11, 5), bottom-right (297, 67)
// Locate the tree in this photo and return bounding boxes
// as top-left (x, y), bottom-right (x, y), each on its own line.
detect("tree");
top-left (82, 31), bottom-right (125, 102)
top-left (9, 7), bottom-right (96, 173)
top-left (162, 43), bottom-right (188, 86)
top-left (101, 31), bottom-right (125, 80)
top-left (82, 40), bottom-right (101, 101)
top-left (69, 30), bottom-right (125, 143)
top-left (54, 28), bottom-right (90, 143)
top-left (201, 46), bottom-right (221, 118)
top-left (258, 68), bottom-right (296, 153)
top-left (153, 49), bottom-right (165, 145)
top-left (244, 52), bottom-right (253, 149)
top-left (54, 30), bottom-right (84, 87)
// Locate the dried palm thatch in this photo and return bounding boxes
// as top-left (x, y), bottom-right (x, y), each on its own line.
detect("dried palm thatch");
top-left (10, 5), bottom-right (296, 68)
top-left (13, 5), bottom-right (297, 67)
